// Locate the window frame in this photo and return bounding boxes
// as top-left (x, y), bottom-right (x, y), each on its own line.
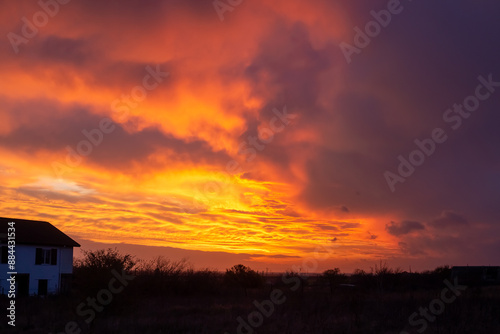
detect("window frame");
top-left (35, 248), bottom-right (57, 265)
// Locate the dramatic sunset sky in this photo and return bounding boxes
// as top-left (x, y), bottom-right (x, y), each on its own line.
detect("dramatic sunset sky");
top-left (1, 0), bottom-right (499, 272)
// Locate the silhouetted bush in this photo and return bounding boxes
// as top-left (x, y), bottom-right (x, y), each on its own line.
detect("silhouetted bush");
top-left (73, 248), bottom-right (136, 297)
top-left (3, 258), bottom-right (499, 334)
top-left (322, 268), bottom-right (347, 293)
top-left (223, 264), bottom-right (264, 295)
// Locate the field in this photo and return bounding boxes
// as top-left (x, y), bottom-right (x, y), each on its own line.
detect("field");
top-left (1, 266), bottom-right (499, 334)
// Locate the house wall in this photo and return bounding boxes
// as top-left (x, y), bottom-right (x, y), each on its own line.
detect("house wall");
top-left (0, 244), bottom-right (74, 295)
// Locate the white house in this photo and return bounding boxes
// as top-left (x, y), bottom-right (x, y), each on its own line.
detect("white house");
top-left (0, 217), bottom-right (80, 296)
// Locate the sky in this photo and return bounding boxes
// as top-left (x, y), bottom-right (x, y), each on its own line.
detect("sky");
top-left (1, 0), bottom-right (499, 273)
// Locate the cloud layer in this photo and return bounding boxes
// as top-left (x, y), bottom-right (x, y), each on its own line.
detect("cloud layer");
top-left (1, 0), bottom-right (499, 271)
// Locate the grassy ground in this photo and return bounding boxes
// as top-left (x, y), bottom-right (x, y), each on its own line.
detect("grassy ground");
top-left (1, 281), bottom-right (499, 333)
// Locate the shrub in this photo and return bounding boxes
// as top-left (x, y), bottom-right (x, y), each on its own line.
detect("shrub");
top-left (224, 264), bottom-right (264, 295)
top-left (73, 248), bottom-right (136, 296)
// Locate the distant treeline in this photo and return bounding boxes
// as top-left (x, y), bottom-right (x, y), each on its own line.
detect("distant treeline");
top-left (72, 248), bottom-right (455, 298)
top-left (2, 249), bottom-right (498, 333)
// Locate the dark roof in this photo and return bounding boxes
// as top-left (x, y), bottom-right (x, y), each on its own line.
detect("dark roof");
top-left (0, 217), bottom-right (80, 247)
top-left (452, 266), bottom-right (500, 270)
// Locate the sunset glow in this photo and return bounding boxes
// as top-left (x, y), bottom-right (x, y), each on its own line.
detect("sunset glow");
top-left (1, 0), bottom-right (499, 273)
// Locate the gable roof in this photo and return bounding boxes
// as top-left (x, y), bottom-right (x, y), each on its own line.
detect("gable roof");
top-left (0, 217), bottom-right (80, 247)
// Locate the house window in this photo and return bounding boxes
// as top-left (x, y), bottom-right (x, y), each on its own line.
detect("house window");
top-left (35, 248), bottom-right (57, 265)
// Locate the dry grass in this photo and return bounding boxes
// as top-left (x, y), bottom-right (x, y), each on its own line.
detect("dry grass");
top-left (1, 271), bottom-right (499, 333)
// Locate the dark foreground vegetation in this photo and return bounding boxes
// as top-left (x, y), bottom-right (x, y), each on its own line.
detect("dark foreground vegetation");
top-left (1, 249), bottom-right (499, 333)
